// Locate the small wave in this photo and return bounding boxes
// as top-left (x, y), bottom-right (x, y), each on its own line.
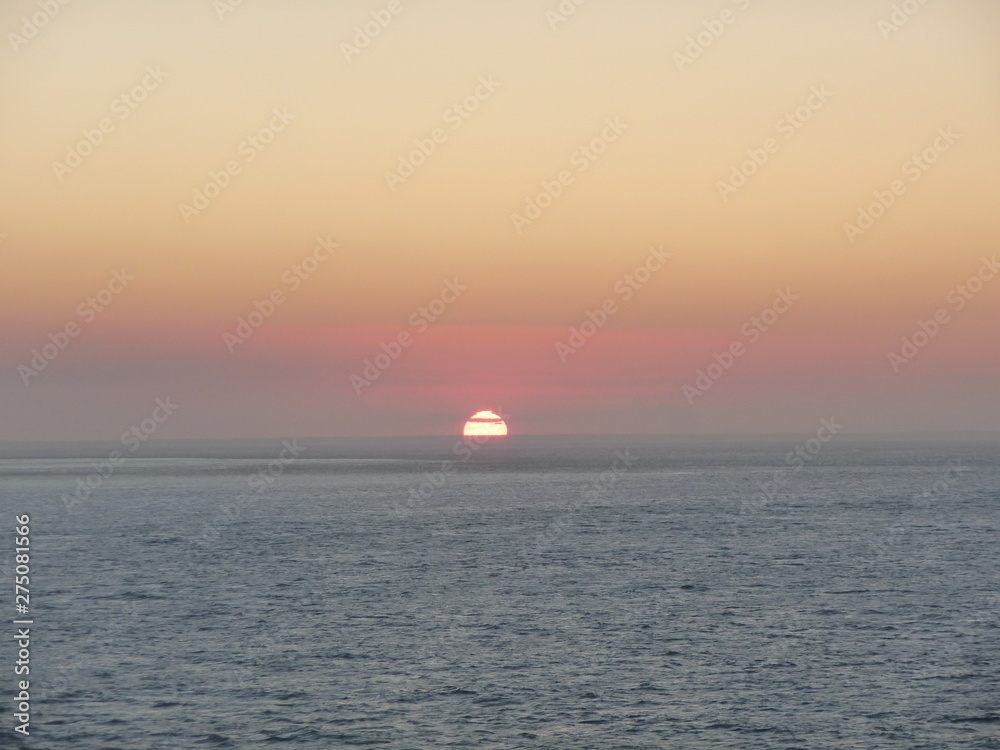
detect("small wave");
top-left (197, 733), bottom-right (234, 745)
top-left (442, 687), bottom-right (477, 696)
top-left (275, 691), bottom-right (309, 701)
top-left (102, 590), bottom-right (168, 601)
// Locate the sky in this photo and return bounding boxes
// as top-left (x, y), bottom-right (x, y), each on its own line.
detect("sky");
top-left (1, 0), bottom-right (998, 441)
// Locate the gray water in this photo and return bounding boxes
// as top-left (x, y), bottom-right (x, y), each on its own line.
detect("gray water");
top-left (1, 438), bottom-right (998, 748)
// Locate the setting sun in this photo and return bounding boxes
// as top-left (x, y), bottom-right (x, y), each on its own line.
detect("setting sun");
top-left (462, 410), bottom-right (508, 438)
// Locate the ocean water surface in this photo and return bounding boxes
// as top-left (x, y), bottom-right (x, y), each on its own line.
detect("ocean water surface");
top-left (1, 437), bottom-right (997, 748)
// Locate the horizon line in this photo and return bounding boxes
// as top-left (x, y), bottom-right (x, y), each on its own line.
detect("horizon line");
top-left (2, 429), bottom-right (999, 451)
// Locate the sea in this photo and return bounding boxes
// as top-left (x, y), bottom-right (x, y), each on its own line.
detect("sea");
top-left (0, 435), bottom-right (997, 749)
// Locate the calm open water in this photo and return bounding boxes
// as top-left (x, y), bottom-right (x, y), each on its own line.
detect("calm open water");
top-left (0, 438), bottom-right (998, 748)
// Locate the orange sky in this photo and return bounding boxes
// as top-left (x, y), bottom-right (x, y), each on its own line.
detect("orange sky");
top-left (1, 0), bottom-right (998, 440)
